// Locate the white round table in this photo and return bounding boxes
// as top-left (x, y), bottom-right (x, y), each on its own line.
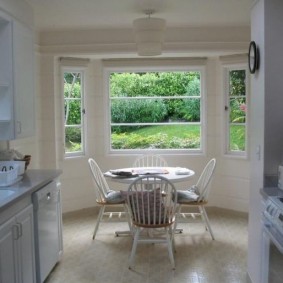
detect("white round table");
top-left (104, 167), bottom-right (195, 236)
top-left (104, 167), bottom-right (195, 184)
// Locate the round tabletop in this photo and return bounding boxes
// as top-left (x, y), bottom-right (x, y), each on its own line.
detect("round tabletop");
top-left (104, 167), bottom-right (195, 184)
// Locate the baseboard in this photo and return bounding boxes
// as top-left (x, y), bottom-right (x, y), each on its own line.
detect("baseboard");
top-left (210, 194), bottom-right (249, 213)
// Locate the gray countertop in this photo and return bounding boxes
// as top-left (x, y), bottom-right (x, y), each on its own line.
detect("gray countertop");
top-left (0, 169), bottom-right (62, 212)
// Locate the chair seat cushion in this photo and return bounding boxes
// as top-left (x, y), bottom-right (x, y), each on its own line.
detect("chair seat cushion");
top-left (105, 190), bottom-right (124, 203)
top-left (177, 186), bottom-right (200, 203)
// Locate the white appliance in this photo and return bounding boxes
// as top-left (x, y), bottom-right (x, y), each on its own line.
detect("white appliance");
top-left (33, 180), bottom-right (63, 283)
top-left (262, 195), bottom-right (283, 283)
top-left (278, 165), bottom-right (283, 190)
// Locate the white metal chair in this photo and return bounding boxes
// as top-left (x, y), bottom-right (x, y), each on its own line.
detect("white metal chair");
top-left (133, 154), bottom-right (168, 167)
top-left (175, 158), bottom-right (216, 240)
top-left (125, 175), bottom-right (177, 269)
top-left (88, 158), bottom-right (131, 239)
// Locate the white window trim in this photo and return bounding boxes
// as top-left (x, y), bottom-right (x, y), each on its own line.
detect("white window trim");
top-left (61, 66), bottom-right (86, 158)
top-left (103, 59), bottom-right (207, 155)
top-left (222, 63), bottom-right (249, 159)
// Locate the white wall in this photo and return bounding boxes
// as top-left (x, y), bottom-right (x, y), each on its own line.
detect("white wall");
top-left (0, 0), bottom-right (33, 28)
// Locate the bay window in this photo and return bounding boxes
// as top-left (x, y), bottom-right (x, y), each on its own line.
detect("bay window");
top-left (105, 66), bottom-right (205, 153)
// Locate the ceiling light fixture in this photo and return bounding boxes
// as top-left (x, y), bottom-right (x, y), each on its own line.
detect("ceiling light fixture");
top-left (133, 9), bottom-right (166, 56)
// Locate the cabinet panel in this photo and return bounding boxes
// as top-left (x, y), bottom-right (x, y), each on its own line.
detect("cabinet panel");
top-left (16, 204), bottom-right (36, 283)
top-left (0, 13), bottom-right (13, 84)
top-left (12, 21), bottom-right (35, 139)
top-left (0, 85), bottom-right (11, 120)
top-left (0, 10), bottom-right (35, 140)
top-left (0, 217), bottom-right (17, 283)
top-left (0, 204), bottom-right (35, 283)
top-left (0, 12), bottom-right (13, 140)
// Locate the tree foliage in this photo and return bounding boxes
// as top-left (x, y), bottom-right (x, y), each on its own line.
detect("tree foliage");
top-left (110, 72), bottom-right (201, 128)
top-left (229, 70), bottom-right (246, 123)
top-left (64, 73), bottom-right (82, 125)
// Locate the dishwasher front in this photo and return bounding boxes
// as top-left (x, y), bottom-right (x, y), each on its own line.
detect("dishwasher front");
top-left (32, 179), bottom-right (63, 283)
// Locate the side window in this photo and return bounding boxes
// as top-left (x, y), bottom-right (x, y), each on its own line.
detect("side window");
top-left (63, 69), bottom-right (85, 157)
top-left (224, 66), bottom-right (248, 156)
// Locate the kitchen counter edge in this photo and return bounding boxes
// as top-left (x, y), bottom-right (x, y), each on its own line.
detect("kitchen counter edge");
top-left (0, 169), bottom-right (62, 212)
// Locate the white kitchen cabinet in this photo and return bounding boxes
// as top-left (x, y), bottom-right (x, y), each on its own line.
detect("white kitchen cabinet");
top-left (0, 216), bottom-right (17, 283)
top-left (0, 10), bottom-right (34, 140)
top-left (0, 204), bottom-right (36, 283)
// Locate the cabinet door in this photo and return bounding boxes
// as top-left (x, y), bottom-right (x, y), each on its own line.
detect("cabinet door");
top-left (0, 11), bottom-right (13, 140)
top-left (0, 204), bottom-right (36, 283)
top-left (12, 20), bottom-right (35, 139)
top-left (0, 217), bottom-right (18, 283)
top-left (16, 204), bottom-right (36, 283)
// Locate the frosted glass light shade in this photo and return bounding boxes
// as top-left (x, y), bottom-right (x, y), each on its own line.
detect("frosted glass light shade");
top-left (133, 17), bottom-right (166, 56)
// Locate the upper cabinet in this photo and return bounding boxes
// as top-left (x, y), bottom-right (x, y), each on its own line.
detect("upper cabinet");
top-left (0, 10), bottom-right (35, 140)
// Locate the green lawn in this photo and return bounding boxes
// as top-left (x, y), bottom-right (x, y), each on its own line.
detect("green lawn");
top-left (111, 125), bottom-right (200, 149)
top-left (133, 124), bottom-right (200, 138)
top-left (66, 124), bottom-right (245, 151)
top-left (111, 124), bottom-right (245, 150)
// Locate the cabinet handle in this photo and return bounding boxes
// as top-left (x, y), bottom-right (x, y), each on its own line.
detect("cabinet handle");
top-left (18, 223), bottom-right (22, 238)
top-left (16, 121), bottom-right (22, 134)
top-left (13, 223), bottom-right (22, 240)
top-left (13, 224), bottom-right (20, 240)
top-left (47, 192), bottom-right (51, 200)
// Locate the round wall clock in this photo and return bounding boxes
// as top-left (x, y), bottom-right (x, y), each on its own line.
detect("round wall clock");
top-left (248, 41), bottom-right (259, 74)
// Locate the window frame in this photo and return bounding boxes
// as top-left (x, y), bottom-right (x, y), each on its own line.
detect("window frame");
top-left (61, 67), bottom-right (86, 158)
top-left (103, 62), bottom-right (207, 155)
top-left (223, 63), bottom-right (249, 158)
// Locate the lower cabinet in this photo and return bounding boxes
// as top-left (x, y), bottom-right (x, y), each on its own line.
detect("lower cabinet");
top-left (0, 204), bottom-right (35, 283)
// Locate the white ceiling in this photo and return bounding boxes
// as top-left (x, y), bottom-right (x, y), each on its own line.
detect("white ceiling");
top-left (26, 0), bottom-right (253, 32)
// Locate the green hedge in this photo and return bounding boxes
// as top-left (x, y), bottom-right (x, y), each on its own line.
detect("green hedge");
top-left (111, 99), bottom-right (167, 124)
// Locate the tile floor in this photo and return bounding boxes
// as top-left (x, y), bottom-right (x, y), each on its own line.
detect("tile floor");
top-left (45, 207), bottom-right (249, 283)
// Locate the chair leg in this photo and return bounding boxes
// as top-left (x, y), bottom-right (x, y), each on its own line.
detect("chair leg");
top-left (172, 229), bottom-right (177, 253)
top-left (166, 227), bottom-right (175, 269)
top-left (199, 205), bottom-right (215, 240)
top-left (124, 203), bottom-right (133, 233)
top-left (93, 205), bottom-right (105, 240)
top-left (129, 227), bottom-right (140, 269)
top-left (174, 205), bottom-right (183, 234)
top-left (115, 204), bottom-right (133, 237)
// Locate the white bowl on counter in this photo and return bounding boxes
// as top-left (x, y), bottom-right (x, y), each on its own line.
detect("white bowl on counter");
top-left (0, 161), bottom-right (25, 175)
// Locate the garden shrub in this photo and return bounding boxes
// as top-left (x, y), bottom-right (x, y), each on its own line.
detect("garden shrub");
top-left (64, 82), bottom-right (82, 124)
top-left (65, 127), bottom-right (81, 143)
top-left (111, 99), bottom-right (167, 133)
top-left (110, 72), bottom-right (201, 124)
